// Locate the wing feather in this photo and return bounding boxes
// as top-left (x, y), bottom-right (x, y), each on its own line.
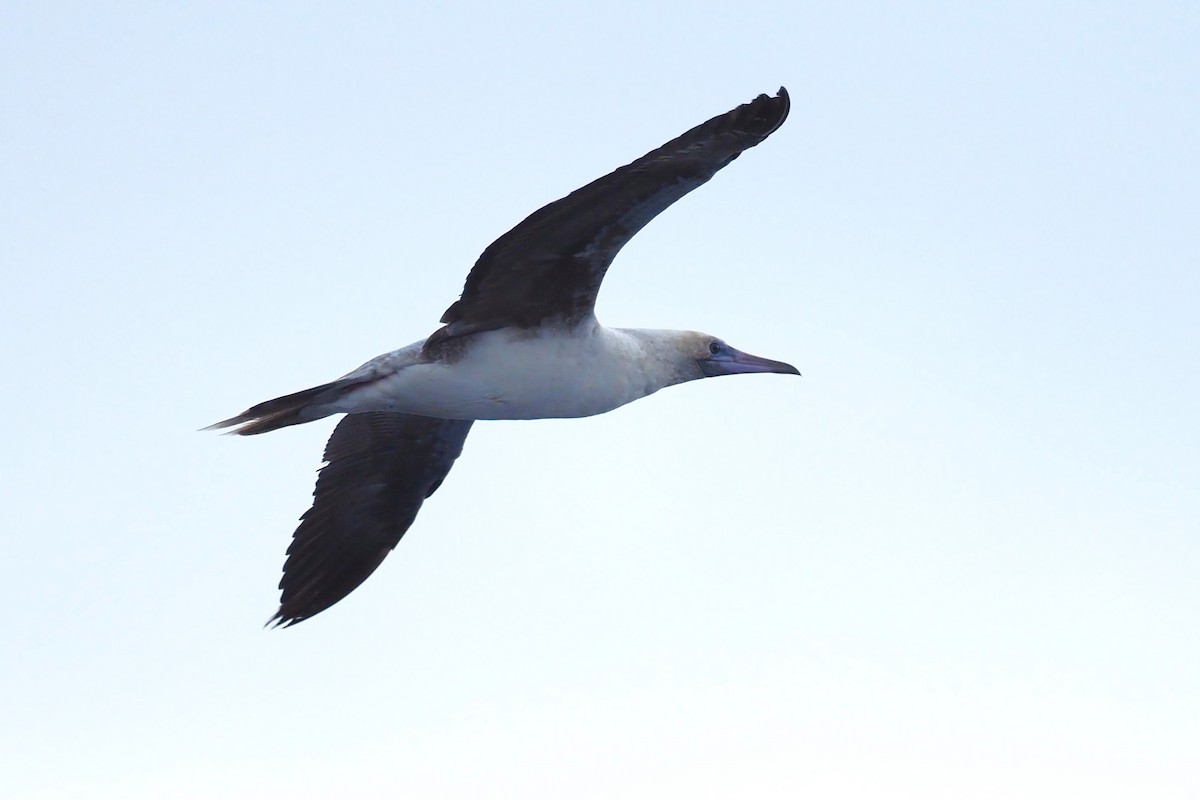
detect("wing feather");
top-left (270, 412), bottom-right (473, 627)
top-left (428, 87), bottom-right (790, 350)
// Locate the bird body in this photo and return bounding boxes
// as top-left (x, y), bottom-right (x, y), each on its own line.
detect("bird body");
top-left (211, 87), bottom-right (798, 626)
top-left (289, 322), bottom-right (715, 423)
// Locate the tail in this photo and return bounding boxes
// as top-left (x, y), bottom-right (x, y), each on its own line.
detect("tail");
top-left (205, 377), bottom-right (364, 436)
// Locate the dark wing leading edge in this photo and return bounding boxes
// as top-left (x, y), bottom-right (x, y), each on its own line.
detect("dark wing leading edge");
top-left (270, 412), bottom-right (473, 627)
top-left (427, 87), bottom-right (790, 350)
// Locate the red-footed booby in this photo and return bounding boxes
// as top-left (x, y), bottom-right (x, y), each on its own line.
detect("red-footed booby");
top-left (211, 87), bottom-right (798, 627)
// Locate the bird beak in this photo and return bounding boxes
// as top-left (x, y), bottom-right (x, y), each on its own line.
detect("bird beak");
top-left (699, 345), bottom-right (801, 378)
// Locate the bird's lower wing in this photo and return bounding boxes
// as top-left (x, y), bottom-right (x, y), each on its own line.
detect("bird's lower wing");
top-left (270, 412), bottom-right (474, 627)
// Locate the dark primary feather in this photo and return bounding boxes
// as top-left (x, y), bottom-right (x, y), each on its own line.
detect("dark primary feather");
top-left (269, 412), bottom-right (473, 627)
top-left (427, 87), bottom-right (790, 351)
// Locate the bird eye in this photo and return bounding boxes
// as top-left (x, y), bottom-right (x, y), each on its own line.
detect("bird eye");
top-left (708, 341), bottom-right (723, 355)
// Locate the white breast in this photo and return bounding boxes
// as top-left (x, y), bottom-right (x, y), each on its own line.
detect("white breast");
top-left (340, 323), bottom-right (666, 421)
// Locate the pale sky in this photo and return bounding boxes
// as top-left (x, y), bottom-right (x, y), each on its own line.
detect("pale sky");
top-left (2, 2), bottom-right (1197, 798)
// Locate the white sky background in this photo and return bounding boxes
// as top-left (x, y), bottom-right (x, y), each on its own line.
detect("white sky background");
top-left (2, 2), bottom-right (1197, 797)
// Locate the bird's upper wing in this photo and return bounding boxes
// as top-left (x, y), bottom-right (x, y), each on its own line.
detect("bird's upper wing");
top-left (270, 412), bottom-right (473, 627)
top-left (427, 87), bottom-right (790, 350)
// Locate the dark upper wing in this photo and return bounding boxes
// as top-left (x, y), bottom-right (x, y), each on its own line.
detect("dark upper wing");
top-left (270, 412), bottom-right (473, 627)
top-left (429, 87), bottom-right (790, 348)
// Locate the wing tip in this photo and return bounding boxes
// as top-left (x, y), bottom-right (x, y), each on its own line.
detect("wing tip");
top-left (751, 86), bottom-right (791, 135)
top-left (265, 609), bottom-right (304, 629)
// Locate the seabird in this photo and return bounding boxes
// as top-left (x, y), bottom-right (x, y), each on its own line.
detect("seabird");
top-left (211, 87), bottom-right (798, 627)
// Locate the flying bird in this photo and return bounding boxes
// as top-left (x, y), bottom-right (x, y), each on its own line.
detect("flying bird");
top-left (211, 87), bottom-right (798, 626)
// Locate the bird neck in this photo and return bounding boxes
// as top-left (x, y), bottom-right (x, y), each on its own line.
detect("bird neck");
top-left (611, 327), bottom-right (706, 391)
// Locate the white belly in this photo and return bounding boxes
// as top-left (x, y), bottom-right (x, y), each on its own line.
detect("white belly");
top-left (343, 326), bottom-right (660, 420)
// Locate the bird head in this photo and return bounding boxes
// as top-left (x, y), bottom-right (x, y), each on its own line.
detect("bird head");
top-left (686, 332), bottom-right (800, 379)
